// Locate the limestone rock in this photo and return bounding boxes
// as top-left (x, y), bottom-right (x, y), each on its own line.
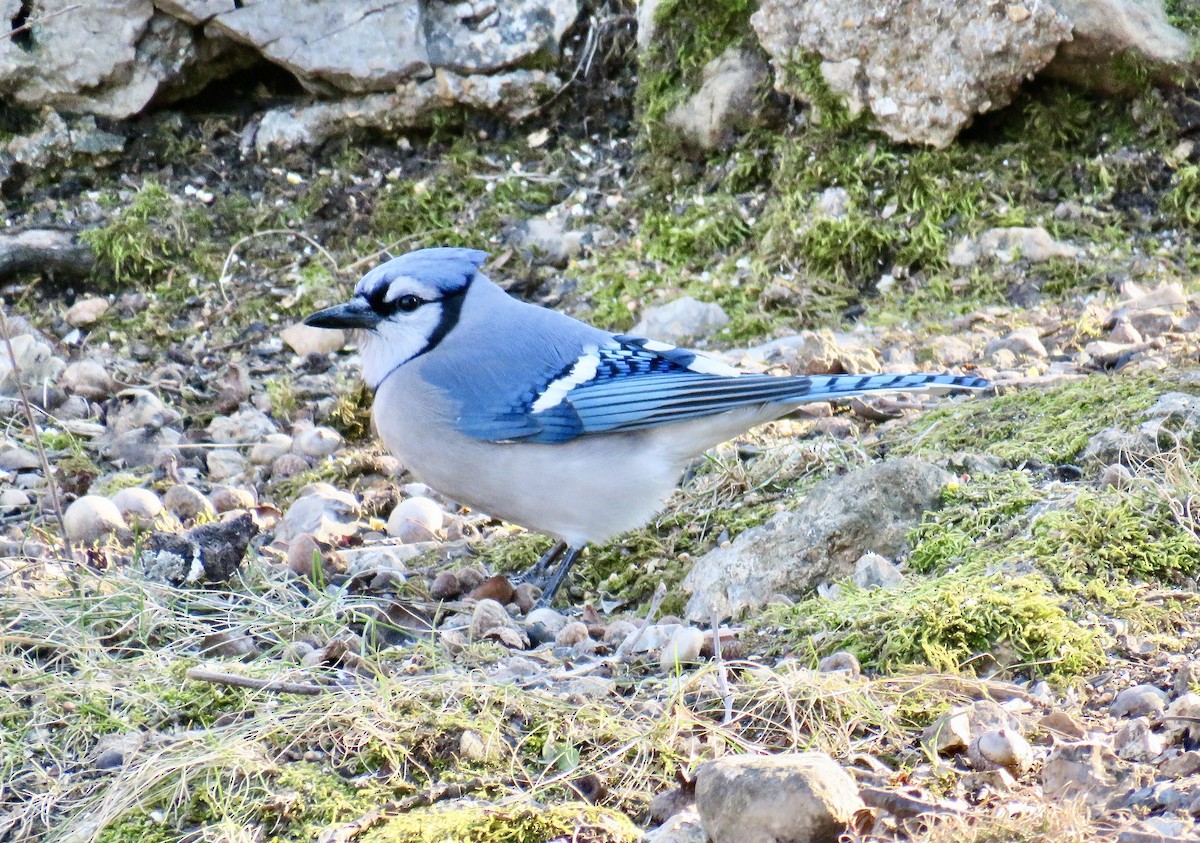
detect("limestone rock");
top-left (206, 0), bottom-right (429, 94)
top-left (665, 47), bottom-right (769, 152)
top-left (684, 459), bottom-right (951, 620)
top-left (1042, 742), bottom-right (1129, 805)
top-left (59, 360), bottom-right (116, 402)
top-left (1046, 0), bottom-right (1193, 94)
top-left (695, 753), bottom-right (864, 843)
top-left (110, 487), bottom-right (164, 522)
top-left (422, 0), bottom-right (579, 74)
top-left (0, 334), bottom-right (65, 396)
top-left (949, 226), bottom-right (1082, 266)
top-left (208, 408), bottom-right (276, 444)
top-left (752, 0), bottom-right (1072, 148)
top-left (254, 69), bottom-right (560, 153)
top-left (64, 298), bottom-right (110, 328)
top-left (275, 483), bottom-right (359, 544)
top-left (386, 496), bottom-right (444, 543)
top-left (633, 297), bottom-right (730, 345)
top-left (153, 0), bottom-right (235, 25)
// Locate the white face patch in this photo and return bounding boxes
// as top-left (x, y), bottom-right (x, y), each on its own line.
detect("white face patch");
top-left (382, 276), bottom-right (440, 303)
top-left (531, 347), bottom-right (601, 413)
top-left (359, 302), bottom-right (444, 388)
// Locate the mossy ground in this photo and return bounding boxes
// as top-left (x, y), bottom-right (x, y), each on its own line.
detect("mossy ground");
top-left (6, 5), bottom-right (1200, 839)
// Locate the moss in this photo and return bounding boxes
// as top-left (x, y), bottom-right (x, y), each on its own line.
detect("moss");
top-left (890, 375), bottom-right (1175, 466)
top-left (327, 381), bottom-right (376, 442)
top-left (755, 566), bottom-right (1105, 679)
top-left (634, 0), bottom-right (760, 153)
top-left (1166, 0), bottom-right (1200, 37)
top-left (1163, 162), bottom-right (1200, 226)
top-left (364, 803), bottom-right (641, 843)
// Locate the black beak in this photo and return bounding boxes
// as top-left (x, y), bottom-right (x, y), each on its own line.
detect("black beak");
top-left (304, 298), bottom-right (380, 330)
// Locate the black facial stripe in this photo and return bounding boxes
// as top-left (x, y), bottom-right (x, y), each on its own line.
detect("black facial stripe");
top-left (411, 284), bottom-right (468, 361)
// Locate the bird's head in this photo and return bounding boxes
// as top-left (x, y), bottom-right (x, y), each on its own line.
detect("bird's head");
top-left (305, 247), bottom-right (488, 387)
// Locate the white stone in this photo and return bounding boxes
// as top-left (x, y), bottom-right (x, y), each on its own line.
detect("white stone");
top-left (208, 408), bottom-right (276, 444)
top-left (281, 322), bottom-right (345, 356)
top-left (660, 626), bottom-right (705, 673)
top-left (249, 433), bottom-right (293, 465)
top-left (110, 487), bottom-right (164, 521)
top-left (64, 495), bottom-right (127, 544)
top-left (65, 297), bottom-right (110, 328)
top-left (292, 424), bottom-right (343, 459)
top-left (633, 296), bottom-right (730, 345)
top-left (206, 449), bottom-right (248, 482)
top-left (386, 496), bottom-right (444, 542)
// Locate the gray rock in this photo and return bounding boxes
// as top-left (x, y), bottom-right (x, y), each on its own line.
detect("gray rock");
top-left (59, 360), bottom-right (116, 402)
top-left (508, 214), bottom-right (585, 267)
top-left (1081, 427), bottom-right (1157, 468)
top-left (102, 425), bottom-right (182, 468)
top-left (949, 226), bottom-right (1082, 266)
top-left (386, 496), bottom-right (444, 542)
top-left (0, 447), bottom-right (40, 472)
top-left (249, 433), bottom-right (293, 465)
top-left (647, 806), bottom-right (707, 843)
top-left (206, 449), bottom-right (248, 482)
top-left (1164, 694), bottom-right (1200, 748)
top-left (684, 459), bottom-right (951, 620)
top-left (851, 552), bottom-right (903, 589)
top-left (153, 0), bottom-right (235, 25)
top-left (207, 0), bottom-right (429, 94)
top-left (291, 424), bottom-right (344, 459)
top-left (107, 389), bottom-right (181, 436)
top-left (1045, 0), bottom-right (1192, 94)
top-left (110, 487), bottom-right (164, 522)
top-left (752, 0), bottom-right (1071, 148)
top-left (254, 69), bottom-right (560, 153)
top-left (1042, 742), bottom-right (1128, 806)
top-left (0, 489), bottom-right (30, 512)
top-left (0, 334), bottom-right (65, 396)
top-left (695, 752), bottom-right (864, 843)
top-left (923, 700), bottom-right (1022, 756)
top-left (0, 0), bottom-right (154, 115)
top-left (665, 47), bottom-right (769, 152)
top-left (208, 408), bottom-right (276, 444)
top-left (423, 0), bottom-right (578, 74)
top-left (985, 327), bottom-right (1048, 360)
top-left (1111, 684), bottom-right (1169, 719)
top-left (470, 598), bottom-right (528, 647)
top-left (163, 484), bottom-right (215, 522)
top-left (275, 483), bottom-right (359, 544)
top-left (1115, 717), bottom-right (1166, 763)
top-left (968, 729), bottom-right (1034, 776)
top-left (64, 298), bottom-right (110, 328)
top-left (633, 297), bottom-right (730, 345)
top-left (63, 495), bottom-right (128, 544)
top-left (740, 330), bottom-right (879, 374)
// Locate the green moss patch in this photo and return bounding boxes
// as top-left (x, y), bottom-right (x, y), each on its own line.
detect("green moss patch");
top-left (890, 375), bottom-right (1175, 466)
top-left (364, 803), bottom-right (641, 843)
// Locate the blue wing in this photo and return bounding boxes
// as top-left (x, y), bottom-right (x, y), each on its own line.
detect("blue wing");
top-left (456, 335), bottom-right (987, 444)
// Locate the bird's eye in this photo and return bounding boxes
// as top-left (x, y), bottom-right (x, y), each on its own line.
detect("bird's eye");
top-left (396, 294), bottom-right (422, 312)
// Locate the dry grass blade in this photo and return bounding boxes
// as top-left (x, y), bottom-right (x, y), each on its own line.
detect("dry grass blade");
top-left (0, 303), bottom-right (72, 562)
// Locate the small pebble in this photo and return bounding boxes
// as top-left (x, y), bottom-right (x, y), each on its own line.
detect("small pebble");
top-left (271, 453), bottom-right (311, 478)
top-left (63, 495), bottom-right (127, 544)
top-left (163, 484), bottom-right (215, 522)
top-left (555, 621), bottom-right (590, 648)
top-left (292, 424), bottom-right (344, 459)
top-left (1111, 684), bottom-right (1168, 719)
top-left (968, 729), bottom-right (1034, 776)
top-left (469, 599), bottom-right (513, 641)
top-left (467, 575), bottom-right (514, 604)
top-left (287, 533), bottom-right (323, 578)
top-left (110, 487), bottom-right (164, 522)
top-left (386, 496), bottom-right (443, 542)
top-left (430, 570), bottom-right (462, 600)
top-left (249, 433), bottom-right (293, 465)
top-left (660, 626), bottom-right (705, 673)
top-left (210, 486), bottom-right (256, 513)
top-left (65, 297), bottom-right (110, 328)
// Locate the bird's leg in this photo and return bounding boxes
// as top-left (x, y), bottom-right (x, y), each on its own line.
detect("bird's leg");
top-left (517, 539), bottom-right (567, 585)
top-left (535, 546), bottom-right (582, 608)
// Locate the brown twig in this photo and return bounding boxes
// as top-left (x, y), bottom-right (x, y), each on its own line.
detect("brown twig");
top-left (185, 666), bottom-right (327, 696)
top-left (0, 304), bottom-right (72, 561)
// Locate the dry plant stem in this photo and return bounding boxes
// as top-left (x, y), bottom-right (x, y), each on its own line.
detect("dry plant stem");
top-left (185, 666), bottom-right (327, 696)
top-left (5, 4), bottom-right (80, 39)
top-left (710, 610), bottom-right (735, 725)
top-left (0, 304), bottom-right (72, 561)
top-left (317, 778), bottom-right (499, 843)
top-left (616, 581), bottom-right (667, 660)
top-left (218, 229), bottom-right (341, 302)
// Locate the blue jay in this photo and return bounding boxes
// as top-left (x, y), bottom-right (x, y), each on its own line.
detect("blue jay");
top-left (305, 247), bottom-right (987, 605)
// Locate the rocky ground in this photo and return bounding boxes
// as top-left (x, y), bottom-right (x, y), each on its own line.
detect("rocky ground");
top-left (7, 4), bottom-right (1200, 843)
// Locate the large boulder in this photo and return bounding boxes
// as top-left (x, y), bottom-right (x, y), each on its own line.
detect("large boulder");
top-left (684, 458), bottom-right (952, 621)
top-left (752, 0), bottom-right (1072, 148)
